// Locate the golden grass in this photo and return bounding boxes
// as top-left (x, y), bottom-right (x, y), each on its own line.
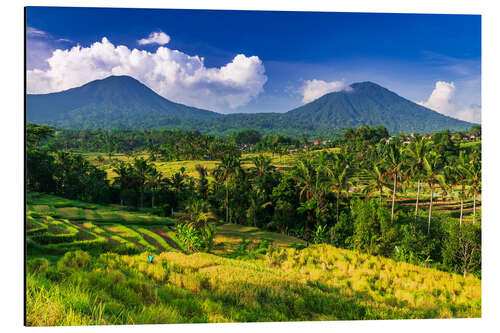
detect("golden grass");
top-left (26, 242), bottom-right (481, 326)
top-left (212, 223), bottom-right (306, 255)
top-left (135, 245), bottom-right (480, 319)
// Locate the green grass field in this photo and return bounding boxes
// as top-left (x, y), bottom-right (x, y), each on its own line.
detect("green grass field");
top-left (26, 191), bottom-right (481, 325)
top-left (82, 149), bottom-right (340, 180)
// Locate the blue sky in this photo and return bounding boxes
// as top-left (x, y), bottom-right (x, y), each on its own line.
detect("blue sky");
top-left (26, 7), bottom-right (481, 122)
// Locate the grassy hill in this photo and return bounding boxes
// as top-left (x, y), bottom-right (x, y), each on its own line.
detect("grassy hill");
top-left (26, 193), bottom-right (480, 325)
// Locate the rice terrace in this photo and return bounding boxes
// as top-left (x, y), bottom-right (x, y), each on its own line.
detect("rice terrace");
top-left (25, 7), bottom-right (481, 327)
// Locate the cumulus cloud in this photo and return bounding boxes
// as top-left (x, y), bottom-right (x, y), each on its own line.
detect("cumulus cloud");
top-left (27, 37), bottom-right (267, 110)
top-left (418, 81), bottom-right (481, 123)
top-left (138, 31), bottom-right (171, 45)
top-left (300, 79), bottom-right (349, 103)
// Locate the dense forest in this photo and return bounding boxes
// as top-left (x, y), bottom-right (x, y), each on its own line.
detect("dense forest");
top-left (26, 123), bottom-right (482, 278)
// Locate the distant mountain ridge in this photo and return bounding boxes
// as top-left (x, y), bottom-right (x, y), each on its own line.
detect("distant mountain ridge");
top-left (26, 75), bottom-right (475, 137)
top-left (283, 81), bottom-right (474, 135)
top-left (27, 76), bottom-right (219, 130)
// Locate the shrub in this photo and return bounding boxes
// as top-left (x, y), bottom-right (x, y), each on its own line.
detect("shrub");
top-left (330, 211), bottom-right (353, 248)
top-left (95, 252), bottom-right (123, 269)
top-left (27, 258), bottom-right (50, 274)
top-left (350, 199), bottom-right (397, 256)
top-left (176, 223), bottom-right (203, 252)
top-left (57, 250), bottom-right (91, 269)
top-left (201, 223), bottom-right (217, 252)
top-left (44, 266), bottom-right (72, 282)
top-left (266, 248), bottom-right (286, 267)
top-left (312, 224), bottom-right (329, 244)
top-left (442, 221), bottom-right (481, 277)
top-left (395, 219), bottom-right (442, 266)
top-left (112, 245), bottom-right (141, 255)
top-left (176, 221), bottom-right (216, 253)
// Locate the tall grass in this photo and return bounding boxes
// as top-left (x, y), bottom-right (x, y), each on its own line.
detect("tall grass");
top-left (26, 245), bottom-right (480, 326)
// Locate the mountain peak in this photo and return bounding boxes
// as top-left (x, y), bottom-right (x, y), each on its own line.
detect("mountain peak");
top-left (349, 81), bottom-right (387, 91)
top-left (27, 76), bottom-right (475, 134)
top-left (26, 75), bottom-right (218, 129)
top-left (285, 80), bottom-right (473, 134)
top-left (79, 75), bottom-right (146, 89)
top-left (94, 75), bottom-right (141, 83)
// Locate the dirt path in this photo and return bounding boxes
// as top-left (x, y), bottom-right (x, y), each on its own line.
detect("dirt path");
top-left (401, 200), bottom-right (481, 207)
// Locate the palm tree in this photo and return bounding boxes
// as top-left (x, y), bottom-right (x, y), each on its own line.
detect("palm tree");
top-left (293, 157), bottom-right (316, 202)
top-left (360, 162), bottom-right (390, 202)
top-left (326, 153), bottom-right (352, 221)
top-left (146, 167), bottom-right (162, 208)
top-left (252, 154), bottom-right (273, 179)
top-left (246, 189), bottom-right (272, 227)
top-left (133, 157), bottom-right (151, 208)
top-left (404, 137), bottom-right (429, 219)
top-left (182, 200), bottom-right (211, 230)
top-left (385, 144), bottom-right (404, 223)
top-left (102, 131), bottom-right (115, 162)
top-left (213, 154), bottom-right (240, 223)
top-left (178, 200), bottom-right (216, 252)
top-left (445, 151), bottom-right (469, 225)
top-left (292, 156), bottom-right (329, 228)
top-left (423, 151), bottom-right (446, 234)
top-left (112, 161), bottom-right (132, 205)
top-left (194, 164), bottom-right (209, 199)
top-left (461, 150), bottom-right (481, 224)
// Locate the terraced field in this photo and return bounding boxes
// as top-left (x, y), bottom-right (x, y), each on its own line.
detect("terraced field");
top-left (26, 193), bottom-right (181, 257)
top-left (26, 191), bottom-right (481, 325)
top-left (26, 193), bottom-right (307, 259)
top-left (82, 149), bottom-right (340, 181)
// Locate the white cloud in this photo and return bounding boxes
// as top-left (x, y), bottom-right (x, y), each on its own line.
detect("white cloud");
top-left (27, 37), bottom-right (267, 111)
top-left (419, 81), bottom-right (456, 115)
top-left (57, 38), bottom-right (74, 43)
top-left (138, 31), bottom-right (171, 45)
top-left (418, 81), bottom-right (481, 123)
top-left (27, 26), bottom-right (47, 37)
top-left (300, 79), bottom-right (349, 103)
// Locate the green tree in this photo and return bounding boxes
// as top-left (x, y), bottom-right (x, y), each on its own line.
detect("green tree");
top-left (443, 221), bottom-right (481, 277)
top-left (423, 151), bottom-right (446, 234)
top-left (326, 153), bottom-right (352, 221)
top-left (461, 150), bottom-right (481, 224)
top-left (360, 162), bottom-right (390, 203)
top-left (404, 137), bottom-right (429, 219)
top-left (252, 154), bottom-right (273, 179)
top-left (233, 129), bottom-right (262, 145)
top-left (133, 157), bottom-right (151, 208)
top-left (246, 189), bottom-right (272, 227)
top-left (445, 151), bottom-right (469, 225)
top-left (194, 164), bottom-right (209, 200)
top-left (292, 156), bottom-right (330, 227)
top-left (146, 167), bottom-right (162, 208)
top-left (385, 144), bottom-right (404, 223)
top-left (213, 154), bottom-right (241, 223)
top-left (26, 123), bottom-right (55, 148)
top-left (112, 161), bottom-right (134, 205)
